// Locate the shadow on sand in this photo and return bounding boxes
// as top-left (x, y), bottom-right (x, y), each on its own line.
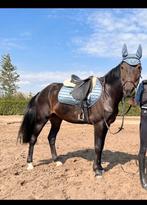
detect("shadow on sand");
top-left (36, 149), bottom-right (138, 172)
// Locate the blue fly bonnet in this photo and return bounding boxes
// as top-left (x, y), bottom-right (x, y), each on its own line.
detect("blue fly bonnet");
top-left (122, 44), bottom-right (142, 66)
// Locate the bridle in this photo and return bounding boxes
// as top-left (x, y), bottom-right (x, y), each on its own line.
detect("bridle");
top-left (121, 72), bottom-right (142, 90)
top-left (121, 62), bottom-right (142, 90)
top-left (122, 80), bottom-right (137, 89)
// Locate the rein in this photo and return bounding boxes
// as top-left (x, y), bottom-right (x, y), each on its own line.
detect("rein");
top-left (103, 83), bottom-right (133, 135)
top-left (103, 97), bottom-right (128, 135)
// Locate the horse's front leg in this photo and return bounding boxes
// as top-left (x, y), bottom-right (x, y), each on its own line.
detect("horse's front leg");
top-left (93, 121), bottom-right (108, 176)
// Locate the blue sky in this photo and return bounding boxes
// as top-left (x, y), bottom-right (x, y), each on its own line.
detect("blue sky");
top-left (0, 8), bottom-right (147, 94)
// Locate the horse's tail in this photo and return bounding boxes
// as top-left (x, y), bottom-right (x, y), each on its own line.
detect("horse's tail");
top-left (17, 92), bottom-right (39, 144)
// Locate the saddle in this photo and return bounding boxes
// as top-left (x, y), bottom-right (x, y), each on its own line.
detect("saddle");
top-left (70, 74), bottom-right (93, 102)
top-left (70, 74), bottom-right (82, 84)
top-left (59, 75), bottom-right (102, 122)
top-left (69, 75), bottom-right (94, 122)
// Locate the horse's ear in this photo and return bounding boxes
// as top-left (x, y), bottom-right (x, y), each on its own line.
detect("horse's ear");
top-left (122, 44), bottom-right (128, 58)
top-left (136, 44), bottom-right (142, 59)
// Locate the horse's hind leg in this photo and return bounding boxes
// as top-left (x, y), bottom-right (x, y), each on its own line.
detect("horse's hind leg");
top-left (48, 115), bottom-right (62, 163)
top-left (27, 119), bottom-right (48, 170)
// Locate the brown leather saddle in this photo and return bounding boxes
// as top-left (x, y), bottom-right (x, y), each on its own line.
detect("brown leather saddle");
top-left (70, 74), bottom-right (93, 102)
top-left (70, 74), bottom-right (93, 122)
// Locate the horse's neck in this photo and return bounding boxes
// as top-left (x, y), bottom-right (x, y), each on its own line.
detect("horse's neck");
top-left (103, 65), bottom-right (123, 110)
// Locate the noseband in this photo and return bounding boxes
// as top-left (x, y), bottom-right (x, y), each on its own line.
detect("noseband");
top-left (122, 80), bottom-right (137, 89)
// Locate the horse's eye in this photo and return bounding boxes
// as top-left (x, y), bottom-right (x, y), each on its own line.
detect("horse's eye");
top-left (137, 66), bottom-right (141, 70)
top-left (121, 66), bottom-right (124, 70)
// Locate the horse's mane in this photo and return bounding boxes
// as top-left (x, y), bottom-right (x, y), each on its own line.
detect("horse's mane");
top-left (104, 63), bottom-right (121, 85)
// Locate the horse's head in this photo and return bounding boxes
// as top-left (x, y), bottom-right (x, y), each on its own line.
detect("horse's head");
top-left (120, 44), bottom-right (142, 97)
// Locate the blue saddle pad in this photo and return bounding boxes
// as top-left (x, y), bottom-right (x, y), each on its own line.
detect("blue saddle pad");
top-left (58, 78), bottom-right (102, 107)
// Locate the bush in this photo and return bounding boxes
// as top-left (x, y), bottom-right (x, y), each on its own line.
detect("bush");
top-left (118, 98), bottom-right (140, 116)
top-left (0, 94), bottom-right (141, 116)
top-left (0, 98), bottom-right (29, 115)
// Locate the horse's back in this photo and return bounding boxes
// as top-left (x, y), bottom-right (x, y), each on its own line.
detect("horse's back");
top-left (35, 82), bottom-right (63, 114)
top-left (38, 82), bottom-right (63, 101)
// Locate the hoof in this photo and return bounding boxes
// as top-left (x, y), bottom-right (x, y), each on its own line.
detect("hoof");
top-left (27, 163), bottom-right (34, 170)
top-left (96, 175), bottom-right (103, 179)
top-left (140, 177), bottom-right (147, 190)
top-left (55, 161), bottom-right (63, 166)
top-left (142, 183), bottom-right (147, 190)
top-left (95, 169), bottom-right (105, 177)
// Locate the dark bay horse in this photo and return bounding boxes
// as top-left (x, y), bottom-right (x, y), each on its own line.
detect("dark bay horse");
top-left (18, 44), bottom-right (142, 177)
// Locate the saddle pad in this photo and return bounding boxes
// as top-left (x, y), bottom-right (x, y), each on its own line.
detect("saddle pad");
top-left (58, 78), bottom-right (102, 107)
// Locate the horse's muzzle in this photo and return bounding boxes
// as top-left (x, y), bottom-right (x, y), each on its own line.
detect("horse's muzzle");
top-left (123, 90), bottom-right (132, 97)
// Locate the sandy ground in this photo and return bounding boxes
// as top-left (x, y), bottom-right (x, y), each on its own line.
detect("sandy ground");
top-left (0, 115), bottom-right (147, 199)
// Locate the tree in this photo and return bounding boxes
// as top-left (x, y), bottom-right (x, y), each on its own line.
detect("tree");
top-left (0, 54), bottom-right (20, 97)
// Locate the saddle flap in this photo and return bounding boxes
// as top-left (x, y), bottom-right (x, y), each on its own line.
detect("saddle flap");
top-left (71, 79), bottom-right (92, 101)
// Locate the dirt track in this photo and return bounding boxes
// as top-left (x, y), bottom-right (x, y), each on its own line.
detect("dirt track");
top-left (0, 115), bottom-right (147, 199)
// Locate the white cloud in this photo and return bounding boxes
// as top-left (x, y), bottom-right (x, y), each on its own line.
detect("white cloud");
top-left (18, 69), bottom-right (147, 94)
top-left (20, 32), bottom-right (32, 38)
top-left (18, 80), bottom-right (31, 85)
top-left (74, 9), bottom-right (147, 58)
top-left (141, 72), bottom-right (147, 81)
top-left (0, 38), bottom-right (25, 50)
top-left (0, 31), bottom-right (32, 51)
top-left (18, 70), bottom-right (103, 94)
top-left (19, 71), bottom-right (71, 82)
top-left (19, 70), bottom-right (101, 84)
